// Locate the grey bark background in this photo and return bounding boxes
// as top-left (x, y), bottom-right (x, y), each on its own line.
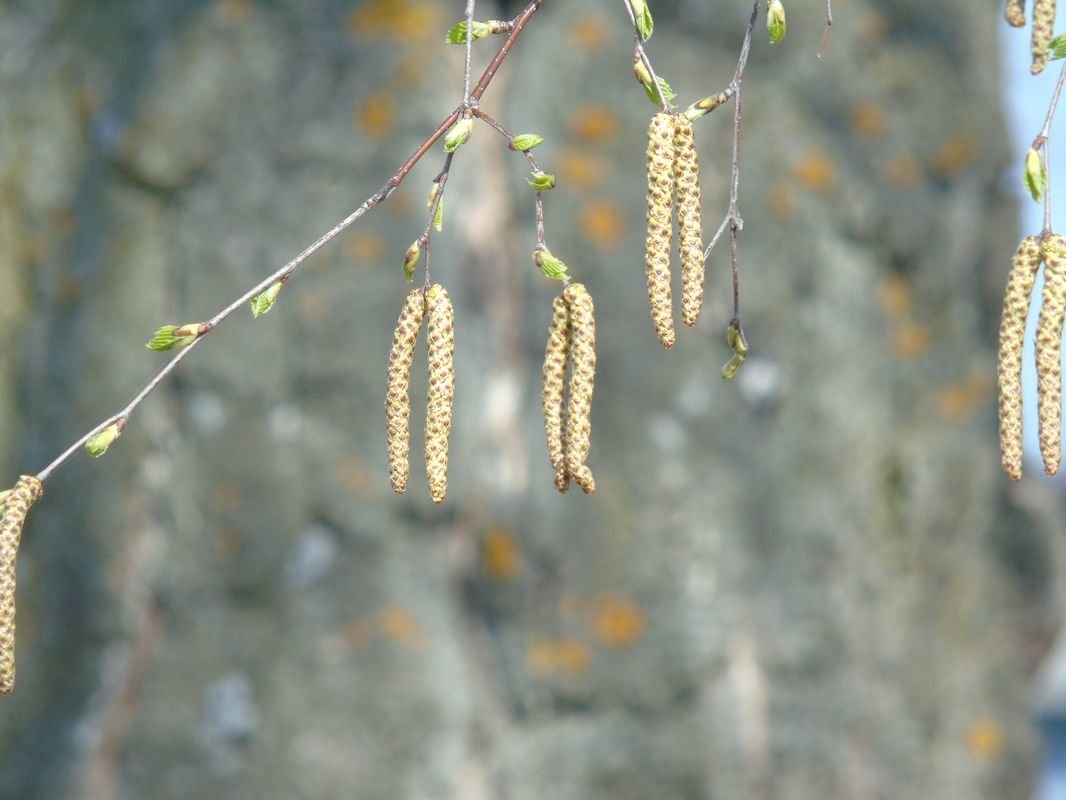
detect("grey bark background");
top-left (1, 0), bottom-right (1064, 798)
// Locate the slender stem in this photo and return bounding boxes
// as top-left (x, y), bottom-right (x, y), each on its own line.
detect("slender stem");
top-left (463, 0), bottom-right (476, 102)
top-left (474, 109), bottom-right (548, 247)
top-left (1036, 61), bottom-right (1066, 236)
top-left (818, 0), bottom-right (833, 59)
top-left (726, 2), bottom-right (759, 319)
top-left (620, 0), bottom-right (669, 111)
top-left (422, 152), bottom-right (455, 286)
top-left (34, 0), bottom-right (547, 484)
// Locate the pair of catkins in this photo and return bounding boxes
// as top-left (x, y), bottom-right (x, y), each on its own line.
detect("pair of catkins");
top-left (646, 111), bottom-right (704, 348)
top-left (998, 234), bottom-right (1066, 478)
top-left (1005, 0), bottom-right (1057, 74)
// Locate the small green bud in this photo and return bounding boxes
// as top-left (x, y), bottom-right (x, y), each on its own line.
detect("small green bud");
top-left (85, 421), bottom-right (123, 458)
top-left (634, 56), bottom-right (675, 107)
top-left (684, 91), bottom-right (732, 121)
top-left (510, 134), bottom-right (544, 152)
top-left (145, 323), bottom-right (203, 351)
top-left (1025, 147), bottom-right (1047, 203)
top-left (426, 182), bottom-right (445, 231)
top-left (527, 172), bottom-right (556, 191)
top-left (721, 353), bottom-right (746, 380)
top-left (444, 118), bottom-right (474, 153)
top-left (403, 240), bottom-right (422, 282)
top-left (767, 0), bottom-right (786, 45)
top-left (1050, 33), bottom-right (1066, 60)
top-left (534, 248), bottom-right (570, 281)
top-left (250, 281), bottom-right (283, 318)
top-left (445, 20), bottom-right (492, 44)
top-left (726, 320), bottom-right (749, 357)
top-left (631, 0), bottom-right (654, 41)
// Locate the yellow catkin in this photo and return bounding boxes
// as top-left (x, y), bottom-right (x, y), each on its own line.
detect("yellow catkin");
top-left (1031, 0), bottom-right (1056, 74)
top-left (542, 294), bottom-right (571, 494)
top-left (646, 112), bottom-right (676, 348)
top-left (1037, 234), bottom-right (1066, 475)
top-left (386, 288), bottom-right (426, 495)
top-left (1006, 0), bottom-right (1027, 27)
top-left (564, 283), bottom-right (597, 494)
top-left (674, 115), bottom-right (704, 327)
top-left (425, 284), bottom-right (455, 504)
top-left (0, 475), bottom-right (43, 695)
top-left (998, 236), bottom-right (1044, 479)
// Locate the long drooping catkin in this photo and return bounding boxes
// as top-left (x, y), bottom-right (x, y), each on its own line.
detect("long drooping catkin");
top-left (674, 115), bottom-right (704, 327)
top-left (1037, 234), bottom-right (1066, 475)
top-left (1, 475), bottom-right (43, 695)
top-left (425, 285), bottom-right (455, 504)
top-left (386, 288), bottom-right (426, 495)
top-left (998, 236), bottom-right (1044, 480)
top-left (1006, 0), bottom-right (1027, 26)
top-left (542, 294), bottom-right (571, 494)
top-left (646, 112), bottom-right (676, 348)
top-left (564, 283), bottom-right (597, 495)
top-left (1031, 0), bottom-right (1056, 74)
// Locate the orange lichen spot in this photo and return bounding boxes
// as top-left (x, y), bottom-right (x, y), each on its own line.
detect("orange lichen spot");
top-left (527, 637), bottom-right (590, 676)
top-left (334, 455), bottom-right (374, 497)
top-left (569, 106), bottom-right (619, 143)
top-left (297, 289), bottom-right (330, 321)
top-left (890, 320), bottom-right (932, 359)
top-left (481, 525), bottom-right (521, 581)
top-left (878, 273), bottom-right (912, 320)
top-left (593, 595), bottom-right (646, 649)
top-left (849, 102), bottom-right (888, 139)
top-left (357, 93), bottom-right (395, 139)
top-left (932, 134), bottom-right (979, 178)
top-left (342, 230), bottom-right (387, 265)
top-left (791, 150), bottom-right (837, 193)
top-left (965, 718), bottom-right (1004, 761)
top-left (213, 528), bottom-right (242, 559)
top-left (578, 200), bottom-right (626, 250)
top-left (570, 17), bottom-right (608, 52)
top-left (885, 152), bottom-right (922, 188)
top-left (342, 618), bottom-right (372, 651)
top-left (347, 0), bottom-right (437, 42)
top-left (935, 383), bottom-right (978, 423)
top-left (856, 12), bottom-right (889, 46)
top-left (557, 149), bottom-right (606, 190)
top-left (212, 482), bottom-right (243, 513)
top-left (216, 0), bottom-right (254, 23)
top-left (764, 181), bottom-right (795, 220)
top-left (378, 606), bottom-right (426, 649)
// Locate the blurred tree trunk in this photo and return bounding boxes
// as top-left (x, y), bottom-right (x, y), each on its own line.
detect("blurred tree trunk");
top-left (1, 1), bottom-right (1064, 798)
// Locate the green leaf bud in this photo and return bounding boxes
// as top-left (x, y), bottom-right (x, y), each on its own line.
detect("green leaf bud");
top-left (534, 248), bottom-right (570, 281)
top-left (443, 118), bottom-right (474, 153)
top-left (250, 281), bottom-right (283, 318)
top-left (527, 171), bottom-right (556, 191)
top-left (510, 134), bottom-right (544, 152)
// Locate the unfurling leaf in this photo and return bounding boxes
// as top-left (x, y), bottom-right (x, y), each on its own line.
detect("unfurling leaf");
top-left (403, 240), bottom-right (422, 283)
top-left (527, 171), bottom-right (556, 191)
top-left (443, 118), bottom-right (474, 153)
top-left (445, 20), bottom-right (491, 44)
top-left (534, 248), bottom-right (571, 281)
top-left (250, 281), bottom-right (284, 318)
top-left (1025, 147), bottom-right (1048, 203)
top-left (631, 0), bottom-right (654, 41)
top-left (145, 323), bottom-right (203, 351)
top-left (510, 134), bottom-right (545, 152)
top-left (85, 422), bottom-right (123, 458)
top-left (767, 0), bottom-right (787, 45)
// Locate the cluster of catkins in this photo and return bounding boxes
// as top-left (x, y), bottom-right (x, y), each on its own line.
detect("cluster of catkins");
top-left (1006, 0), bottom-right (1057, 74)
top-left (998, 234), bottom-right (1066, 478)
top-left (386, 284), bottom-right (455, 504)
top-left (0, 475), bottom-right (43, 694)
top-left (542, 283), bottom-right (597, 494)
top-left (645, 111), bottom-right (704, 348)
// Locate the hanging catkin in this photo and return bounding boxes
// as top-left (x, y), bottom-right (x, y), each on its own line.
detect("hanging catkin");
top-left (646, 112), bottom-right (677, 348)
top-left (386, 288), bottom-right (426, 495)
top-left (0, 475), bottom-right (43, 695)
top-left (542, 293), bottom-right (572, 494)
top-left (1031, 0), bottom-right (1057, 74)
top-left (998, 236), bottom-right (1043, 479)
top-left (1037, 234), bottom-right (1066, 475)
top-left (425, 284), bottom-right (455, 504)
top-left (674, 115), bottom-right (704, 327)
top-left (564, 283), bottom-right (597, 494)
top-left (1006, 0), bottom-right (1027, 27)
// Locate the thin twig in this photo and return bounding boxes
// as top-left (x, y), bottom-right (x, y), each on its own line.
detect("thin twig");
top-left (473, 109), bottom-right (547, 247)
top-left (34, 0), bottom-right (547, 484)
top-left (817, 0), bottom-right (833, 59)
top-left (1035, 61), bottom-right (1066, 236)
top-left (620, 0), bottom-right (670, 111)
top-left (463, 0), bottom-right (476, 103)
